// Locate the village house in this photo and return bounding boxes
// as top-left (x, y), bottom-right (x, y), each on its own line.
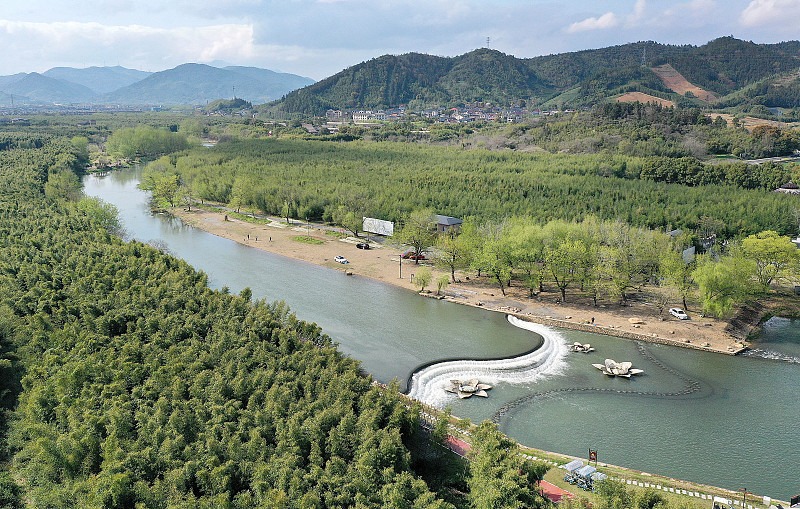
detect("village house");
top-left (434, 215), bottom-right (463, 233)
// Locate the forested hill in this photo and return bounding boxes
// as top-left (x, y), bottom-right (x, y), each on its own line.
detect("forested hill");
top-left (270, 36), bottom-right (800, 115)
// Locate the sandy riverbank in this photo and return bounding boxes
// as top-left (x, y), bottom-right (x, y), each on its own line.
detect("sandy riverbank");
top-left (172, 205), bottom-right (747, 355)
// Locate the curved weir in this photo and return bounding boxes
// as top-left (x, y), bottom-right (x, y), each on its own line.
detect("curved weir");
top-left (406, 315), bottom-right (570, 407)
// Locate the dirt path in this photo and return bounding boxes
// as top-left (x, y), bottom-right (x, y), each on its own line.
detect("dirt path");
top-left (173, 206), bottom-right (747, 355)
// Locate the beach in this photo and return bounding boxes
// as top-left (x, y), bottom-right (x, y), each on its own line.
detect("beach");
top-left (173, 206), bottom-right (747, 355)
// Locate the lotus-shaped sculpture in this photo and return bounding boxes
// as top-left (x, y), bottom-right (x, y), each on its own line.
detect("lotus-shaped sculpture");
top-left (569, 342), bottom-right (595, 353)
top-left (444, 379), bottom-right (493, 399)
top-left (592, 359), bottom-right (644, 378)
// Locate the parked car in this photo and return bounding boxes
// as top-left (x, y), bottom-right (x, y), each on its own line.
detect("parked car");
top-left (356, 242), bottom-right (370, 250)
top-left (334, 255), bottom-right (349, 264)
top-left (401, 250), bottom-right (426, 260)
top-left (669, 307), bottom-right (689, 320)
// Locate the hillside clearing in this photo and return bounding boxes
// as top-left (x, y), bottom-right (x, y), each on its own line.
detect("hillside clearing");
top-left (706, 113), bottom-right (800, 132)
top-left (615, 92), bottom-right (675, 108)
top-left (651, 64), bottom-right (717, 102)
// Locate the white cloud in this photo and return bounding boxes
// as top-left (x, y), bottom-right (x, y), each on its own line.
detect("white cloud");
top-left (0, 19), bottom-right (262, 71)
top-left (662, 0), bottom-right (715, 20)
top-left (740, 0), bottom-right (800, 26)
top-left (627, 0), bottom-right (647, 24)
top-left (566, 12), bottom-right (619, 33)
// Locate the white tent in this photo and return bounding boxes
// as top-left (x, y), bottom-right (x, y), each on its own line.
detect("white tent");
top-left (563, 459), bottom-right (584, 473)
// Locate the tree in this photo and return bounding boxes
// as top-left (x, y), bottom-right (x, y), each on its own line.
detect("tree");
top-left (659, 248), bottom-right (695, 310)
top-left (696, 215), bottom-right (725, 250)
top-left (332, 205), bottom-right (363, 238)
top-left (229, 176), bottom-right (257, 213)
top-left (415, 267), bottom-right (432, 292)
top-left (635, 488), bottom-right (666, 509)
top-left (594, 479), bottom-right (632, 509)
top-left (44, 170), bottom-right (82, 202)
top-left (436, 274), bottom-right (450, 295)
top-left (741, 230), bottom-right (799, 288)
top-left (472, 222), bottom-right (513, 296)
top-left (583, 243), bottom-right (617, 307)
top-left (177, 177), bottom-right (195, 211)
top-left (140, 158), bottom-right (180, 208)
top-left (467, 421), bottom-right (546, 509)
top-left (546, 238), bottom-right (589, 303)
top-left (397, 209), bottom-right (436, 265)
top-left (692, 252), bottom-right (758, 317)
top-left (70, 136), bottom-right (89, 166)
top-left (505, 220), bottom-right (547, 298)
top-left (74, 197), bottom-right (122, 236)
top-left (435, 220), bottom-right (478, 283)
top-left (0, 472), bottom-right (23, 509)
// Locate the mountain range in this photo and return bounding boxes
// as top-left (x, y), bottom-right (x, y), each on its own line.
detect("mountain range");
top-left (0, 64), bottom-right (314, 106)
top-left (2, 37), bottom-right (799, 113)
top-left (270, 36), bottom-right (800, 115)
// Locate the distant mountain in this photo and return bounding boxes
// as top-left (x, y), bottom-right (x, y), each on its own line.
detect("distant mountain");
top-left (223, 66), bottom-right (314, 96)
top-left (0, 63), bottom-right (314, 106)
top-left (102, 63), bottom-right (314, 105)
top-left (43, 66), bottom-right (151, 94)
top-left (270, 37), bottom-right (800, 115)
top-left (0, 73), bottom-right (27, 90)
top-left (0, 73), bottom-right (95, 104)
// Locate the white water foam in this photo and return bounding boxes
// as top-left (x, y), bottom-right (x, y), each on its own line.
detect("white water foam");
top-left (406, 315), bottom-right (570, 407)
top-left (743, 348), bottom-right (800, 364)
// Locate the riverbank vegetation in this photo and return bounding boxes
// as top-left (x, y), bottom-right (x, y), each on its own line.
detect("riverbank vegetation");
top-left (139, 130), bottom-right (800, 318)
top-left (147, 137), bottom-right (798, 239)
top-left (428, 216), bottom-right (799, 318)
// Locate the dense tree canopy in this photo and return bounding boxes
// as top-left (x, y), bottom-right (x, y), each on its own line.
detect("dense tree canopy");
top-left (105, 125), bottom-right (191, 158)
top-left (0, 135), bottom-right (460, 508)
top-left (158, 138), bottom-right (798, 240)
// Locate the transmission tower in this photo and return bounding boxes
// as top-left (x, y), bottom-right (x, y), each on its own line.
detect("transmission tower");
top-left (486, 37), bottom-right (491, 49)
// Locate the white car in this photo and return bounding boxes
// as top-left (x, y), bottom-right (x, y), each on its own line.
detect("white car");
top-left (669, 308), bottom-right (689, 320)
top-left (334, 255), bottom-right (349, 264)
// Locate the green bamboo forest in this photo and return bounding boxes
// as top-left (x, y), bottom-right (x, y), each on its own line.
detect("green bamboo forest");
top-left (0, 133), bottom-right (492, 508)
top-left (159, 136), bottom-right (797, 238)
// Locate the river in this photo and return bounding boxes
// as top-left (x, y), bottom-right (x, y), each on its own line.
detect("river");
top-left (84, 169), bottom-right (800, 500)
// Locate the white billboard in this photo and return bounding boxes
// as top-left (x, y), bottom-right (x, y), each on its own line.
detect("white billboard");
top-left (363, 217), bottom-right (394, 236)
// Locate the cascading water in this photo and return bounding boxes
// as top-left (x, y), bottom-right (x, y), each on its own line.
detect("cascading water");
top-left (741, 348), bottom-right (800, 364)
top-left (406, 315), bottom-right (569, 407)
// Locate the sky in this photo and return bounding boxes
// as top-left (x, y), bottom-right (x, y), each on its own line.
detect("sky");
top-left (1, 0), bottom-right (799, 80)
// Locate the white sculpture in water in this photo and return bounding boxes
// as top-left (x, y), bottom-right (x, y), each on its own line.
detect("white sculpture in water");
top-left (592, 359), bottom-right (644, 378)
top-left (569, 342), bottom-right (595, 353)
top-left (444, 379), bottom-right (493, 399)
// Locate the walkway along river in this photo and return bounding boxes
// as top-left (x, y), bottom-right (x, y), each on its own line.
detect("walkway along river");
top-left (84, 169), bottom-right (800, 500)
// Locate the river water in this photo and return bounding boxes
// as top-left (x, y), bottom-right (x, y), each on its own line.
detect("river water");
top-left (84, 169), bottom-right (800, 500)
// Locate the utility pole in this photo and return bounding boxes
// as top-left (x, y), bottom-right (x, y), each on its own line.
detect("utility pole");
top-left (739, 488), bottom-right (751, 509)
